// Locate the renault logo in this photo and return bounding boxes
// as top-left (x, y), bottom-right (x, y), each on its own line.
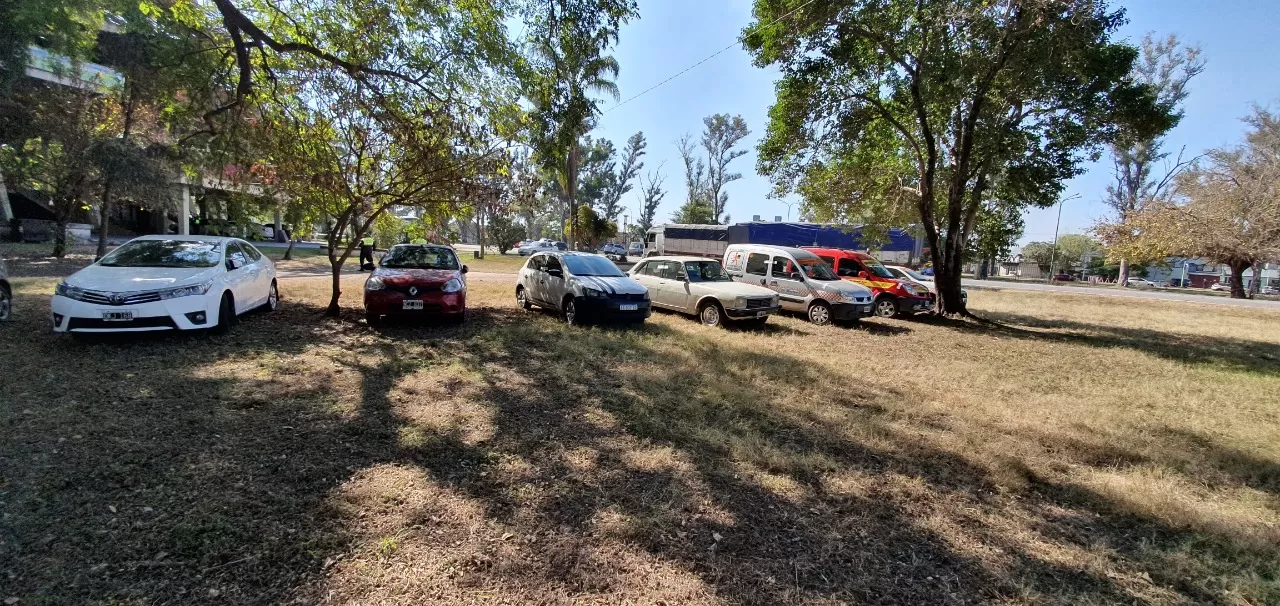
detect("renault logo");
top-left (408, 286), bottom-right (419, 296)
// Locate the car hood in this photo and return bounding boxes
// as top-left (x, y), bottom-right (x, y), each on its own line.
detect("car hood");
top-left (66, 264), bottom-right (219, 292)
top-left (695, 281), bottom-right (776, 298)
top-left (573, 275), bottom-right (646, 296)
top-left (822, 280), bottom-right (873, 298)
top-left (375, 268), bottom-right (458, 284)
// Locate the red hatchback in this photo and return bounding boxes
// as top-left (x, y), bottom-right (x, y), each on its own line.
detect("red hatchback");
top-left (363, 244), bottom-right (468, 325)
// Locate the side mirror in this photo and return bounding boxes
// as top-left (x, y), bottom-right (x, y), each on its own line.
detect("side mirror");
top-left (461, 265), bottom-right (469, 274)
top-left (227, 257), bottom-right (243, 270)
top-left (674, 274), bottom-right (687, 282)
top-left (790, 272), bottom-right (804, 282)
top-left (858, 270), bottom-right (870, 279)
top-left (547, 268), bottom-right (563, 278)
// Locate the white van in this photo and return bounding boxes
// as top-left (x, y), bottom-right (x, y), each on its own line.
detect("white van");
top-left (722, 244), bottom-right (874, 325)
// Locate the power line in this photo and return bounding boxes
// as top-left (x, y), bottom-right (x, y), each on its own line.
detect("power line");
top-left (603, 0), bottom-right (819, 113)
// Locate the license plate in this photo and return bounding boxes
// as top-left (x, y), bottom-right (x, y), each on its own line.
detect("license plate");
top-left (756, 311), bottom-right (766, 318)
top-left (619, 304), bottom-right (638, 311)
top-left (102, 311), bottom-right (133, 321)
top-left (862, 305), bottom-right (872, 313)
top-left (402, 300), bottom-right (424, 310)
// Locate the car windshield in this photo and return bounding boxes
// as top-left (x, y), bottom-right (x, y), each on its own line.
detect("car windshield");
top-left (99, 239), bottom-right (221, 268)
top-left (380, 246), bottom-right (459, 269)
top-left (797, 258), bottom-right (839, 281)
top-left (563, 255), bottom-right (625, 277)
top-left (860, 258), bottom-right (897, 279)
top-left (685, 260), bottom-right (732, 282)
top-left (900, 268), bottom-right (930, 281)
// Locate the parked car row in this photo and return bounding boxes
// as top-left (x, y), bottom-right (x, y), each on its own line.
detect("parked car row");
top-left (32, 237), bottom-right (956, 337)
top-left (516, 239), bottom-right (567, 256)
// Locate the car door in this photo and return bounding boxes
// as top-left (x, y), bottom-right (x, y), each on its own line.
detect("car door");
top-left (542, 254), bottom-right (568, 309)
top-left (768, 255), bottom-right (810, 310)
top-left (661, 261), bottom-right (696, 311)
top-left (222, 241), bottom-right (256, 313)
top-left (649, 260), bottom-right (686, 311)
top-left (630, 260), bottom-right (656, 294)
top-left (237, 240), bottom-right (269, 305)
top-left (524, 254), bottom-right (546, 303)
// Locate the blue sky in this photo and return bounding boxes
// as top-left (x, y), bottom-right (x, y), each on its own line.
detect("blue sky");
top-left (591, 0), bottom-right (1280, 245)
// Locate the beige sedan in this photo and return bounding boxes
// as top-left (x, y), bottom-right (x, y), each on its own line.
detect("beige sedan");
top-left (629, 256), bottom-right (781, 326)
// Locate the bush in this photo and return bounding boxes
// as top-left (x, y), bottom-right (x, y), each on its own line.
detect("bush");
top-left (489, 215), bottom-right (526, 254)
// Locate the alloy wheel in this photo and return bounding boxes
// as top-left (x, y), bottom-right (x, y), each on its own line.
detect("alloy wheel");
top-left (875, 299), bottom-right (897, 318)
top-left (0, 286), bottom-right (11, 321)
top-left (564, 299), bottom-right (577, 325)
top-left (267, 282), bottom-right (279, 310)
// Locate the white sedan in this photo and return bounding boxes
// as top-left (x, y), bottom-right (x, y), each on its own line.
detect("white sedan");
top-left (52, 235), bottom-right (278, 334)
top-left (518, 240), bottom-right (561, 256)
top-left (883, 264), bottom-right (967, 304)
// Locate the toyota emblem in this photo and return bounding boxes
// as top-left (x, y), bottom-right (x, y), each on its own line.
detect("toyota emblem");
top-left (408, 286), bottom-right (419, 296)
top-left (109, 294), bottom-right (124, 305)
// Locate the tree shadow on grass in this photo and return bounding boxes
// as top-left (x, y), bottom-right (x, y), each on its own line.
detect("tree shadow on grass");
top-left (935, 310), bottom-right (1280, 377)
top-left (1, 290), bottom-right (1274, 604)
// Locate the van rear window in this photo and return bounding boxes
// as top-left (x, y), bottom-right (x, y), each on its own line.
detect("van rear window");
top-left (746, 253), bottom-right (770, 276)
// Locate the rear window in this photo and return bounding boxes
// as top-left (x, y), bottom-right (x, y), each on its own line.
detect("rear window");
top-left (746, 253), bottom-right (770, 276)
top-left (380, 246), bottom-right (459, 270)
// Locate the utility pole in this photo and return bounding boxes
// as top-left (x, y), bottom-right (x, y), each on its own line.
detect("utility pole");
top-left (1046, 193), bottom-right (1080, 282)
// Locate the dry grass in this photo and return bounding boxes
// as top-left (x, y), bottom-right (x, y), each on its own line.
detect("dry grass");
top-left (1, 276), bottom-right (1278, 605)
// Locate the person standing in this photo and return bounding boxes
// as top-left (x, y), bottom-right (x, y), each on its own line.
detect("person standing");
top-left (359, 233), bottom-right (375, 270)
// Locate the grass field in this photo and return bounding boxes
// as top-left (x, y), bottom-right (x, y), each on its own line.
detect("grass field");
top-left (1, 276), bottom-right (1278, 605)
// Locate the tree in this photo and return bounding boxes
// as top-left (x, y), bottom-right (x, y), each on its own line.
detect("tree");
top-left (489, 215), bottom-right (526, 254)
top-left (1054, 234), bottom-right (1101, 272)
top-left (673, 134), bottom-right (714, 224)
top-left (1021, 242), bottom-right (1056, 275)
top-left (745, 0), bottom-right (1172, 316)
top-left (1104, 34), bottom-right (1205, 286)
top-left (599, 131), bottom-right (645, 221)
top-left (970, 198), bottom-right (1024, 278)
top-left (571, 204), bottom-right (615, 250)
top-left (525, 0), bottom-right (638, 247)
top-left (701, 114), bottom-right (750, 223)
top-left (634, 168), bottom-right (665, 239)
top-left (1114, 108), bottom-right (1280, 299)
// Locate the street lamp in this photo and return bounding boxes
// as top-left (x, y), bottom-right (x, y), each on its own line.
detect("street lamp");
top-left (780, 200), bottom-right (799, 221)
top-left (1047, 193), bottom-right (1082, 283)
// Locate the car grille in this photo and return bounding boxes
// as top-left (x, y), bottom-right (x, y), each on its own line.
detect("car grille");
top-left (387, 283), bottom-right (441, 295)
top-left (743, 297), bottom-right (774, 309)
top-left (69, 316), bottom-right (177, 330)
top-left (613, 293), bottom-right (646, 301)
top-left (79, 290), bottom-right (163, 306)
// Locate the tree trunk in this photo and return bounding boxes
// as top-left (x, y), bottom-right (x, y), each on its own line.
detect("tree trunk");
top-left (95, 181), bottom-right (112, 260)
top-left (1117, 258), bottom-right (1130, 287)
top-left (567, 141), bottom-right (580, 249)
top-left (52, 211), bottom-right (70, 258)
top-left (1229, 261), bottom-right (1249, 299)
top-left (283, 238), bottom-right (295, 261)
top-left (325, 231), bottom-right (346, 316)
top-left (1249, 261), bottom-right (1262, 297)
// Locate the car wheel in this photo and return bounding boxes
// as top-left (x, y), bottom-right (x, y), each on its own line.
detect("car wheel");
top-left (874, 297), bottom-right (898, 318)
top-left (264, 280), bottom-right (279, 311)
top-left (698, 301), bottom-right (724, 327)
top-left (807, 300), bottom-right (832, 325)
top-left (213, 292), bottom-right (236, 334)
top-left (516, 285), bottom-right (532, 310)
top-left (0, 283), bottom-right (11, 322)
top-left (563, 297), bottom-right (582, 326)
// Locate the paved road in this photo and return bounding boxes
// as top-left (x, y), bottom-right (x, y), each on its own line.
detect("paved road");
top-left (965, 279), bottom-right (1280, 310)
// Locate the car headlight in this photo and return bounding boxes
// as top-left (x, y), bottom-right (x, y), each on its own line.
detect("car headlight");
top-left (903, 282), bottom-right (927, 296)
top-left (55, 282), bottom-right (86, 301)
top-left (771, 294), bottom-right (780, 307)
top-left (365, 277), bottom-right (384, 291)
top-left (442, 278), bottom-right (464, 293)
top-left (158, 280), bottom-right (213, 300)
top-left (582, 286), bottom-right (607, 298)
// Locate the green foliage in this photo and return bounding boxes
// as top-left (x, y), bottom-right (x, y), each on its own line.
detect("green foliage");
top-left (970, 199), bottom-right (1024, 262)
top-left (1021, 242), bottom-right (1056, 274)
top-left (745, 0), bottom-right (1174, 314)
top-left (571, 205), bottom-right (615, 250)
top-left (1055, 234), bottom-right (1102, 269)
top-left (488, 215), bottom-right (526, 254)
top-left (670, 199), bottom-right (714, 225)
top-left (373, 213), bottom-right (404, 249)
